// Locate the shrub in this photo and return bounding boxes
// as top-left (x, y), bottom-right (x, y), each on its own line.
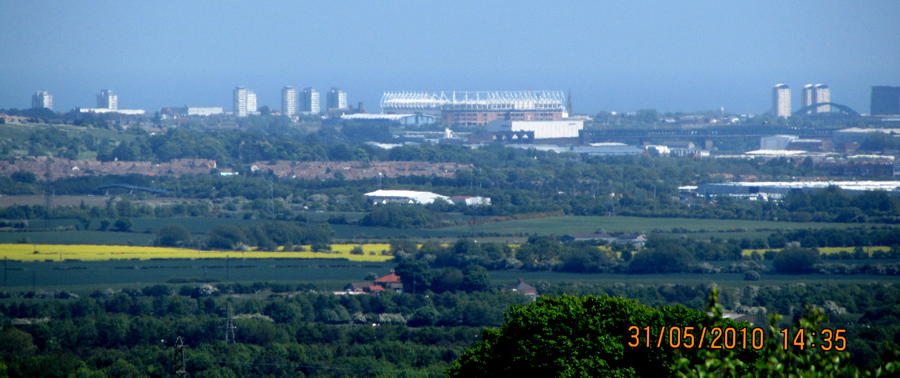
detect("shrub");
top-left (743, 270), bottom-right (760, 281)
top-left (627, 243), bottom-right (694, 274)
top-left (156, 223), bottom-right (191, 247)
top-left (772, 247), bottom-right (820, 274)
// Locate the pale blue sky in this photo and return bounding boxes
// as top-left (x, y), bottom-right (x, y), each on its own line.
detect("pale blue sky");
top-left (1, 1), bottom-right (898, 115)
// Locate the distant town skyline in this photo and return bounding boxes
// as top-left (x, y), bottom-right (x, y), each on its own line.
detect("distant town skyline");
top-left (1, 1), bottom-right (898, 115)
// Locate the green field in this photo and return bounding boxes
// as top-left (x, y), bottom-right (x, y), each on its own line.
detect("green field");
top-left (7, 215), bottom-right (898, 248)
top-left (4, 258), bottom-right (895, 292)
top-left (0, 258), bottom-right (392, 290)
top-left (438, 216), bottom-right (890, 238)
top-left (0, 230), bottom-right (156, 245)
top-left (9, 217), bottom-right (471, 245)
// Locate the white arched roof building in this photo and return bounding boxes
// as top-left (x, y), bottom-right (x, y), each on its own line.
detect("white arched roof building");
top-left (364, 190), bottom-right (449, 205)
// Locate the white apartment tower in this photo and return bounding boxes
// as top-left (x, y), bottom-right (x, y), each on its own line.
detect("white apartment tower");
top-left (233, 86), bottom-right (257, 117)
top-left (815, 84), bottom-right (830, 113)
top-left (247, 92), bottom-right (257, 115)
top-left (302, 87), bottom-right (320, 114)
top-left (801, 84), bottom-right (831, 114)
top-left (97, 90), bottom-right (118, 110)
top-left (281, 86), bottom-right (298, 117)
top-left (32, 91), bottom-right (52, 110)
top-left (801, 84), bottom-right (815, 114)
top-left (327, 87), bottom-right (347, 110)
top-left (772, 84), bottom-right (791, 118)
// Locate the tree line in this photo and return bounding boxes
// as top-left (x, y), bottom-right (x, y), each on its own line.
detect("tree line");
top-left (1, 280), bottom-right (897, 377)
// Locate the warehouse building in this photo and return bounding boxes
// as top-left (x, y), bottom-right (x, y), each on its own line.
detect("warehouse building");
top-left (340, 113), bottom-right (436, 126)
top-left (486, 120), bottom-right (583, 140)
top-left (365, 190), bottom-right (449, 205)
top-left (697, 181), bottom-right (900, 197)
top-left (365, 190), bottom-right (490, 206)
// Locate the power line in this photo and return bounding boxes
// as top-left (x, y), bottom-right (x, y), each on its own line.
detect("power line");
top-left (223, 303), bottom-right (236, 344)
top-left (174, 337), bottom-right (187, 378)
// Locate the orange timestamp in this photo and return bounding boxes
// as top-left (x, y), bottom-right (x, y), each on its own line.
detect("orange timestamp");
top-left (627, 326), bottom-right (848, 351)
top-left (628, 326), bottom-right (765, 350)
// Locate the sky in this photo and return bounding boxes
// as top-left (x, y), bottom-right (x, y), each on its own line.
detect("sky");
top-left (1, 1), bottom-right (899, 116)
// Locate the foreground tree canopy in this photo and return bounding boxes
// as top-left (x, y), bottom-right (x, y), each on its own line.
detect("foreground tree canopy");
top-left (447, 294), bottom-right (757, 377)
top-left (448, 294), bottom-right (898, 378)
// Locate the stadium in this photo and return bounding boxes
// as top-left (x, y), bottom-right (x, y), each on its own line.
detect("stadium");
top-left (380, 90), bottom-right (569, 126)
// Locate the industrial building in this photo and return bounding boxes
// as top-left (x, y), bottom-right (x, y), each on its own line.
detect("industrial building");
top-left (78, 108), bottom-right (146, 115)
top-left (486, 120), bottom-right (583, 140)
top-left (697, 181), bottom-right (900, 197)
top-left (760, 135), bottom-right (798, 150)
top-left (365, 190), bottom-right (449, 205)
top-left (365, 190), bottom-right (489, 206)
top-left (449, 196), bottom-right (491, 206)
top-left (833, 128), bottom-right (900, 145)
top-left (759, 135), bottom-right (825, 152)
top-left (340, 113), bottom-right (436, 126)
top-left (381, 90), bottom-right (568, 126)
top-left (508, 143), bottom-right (644, 157)
top-left (186, 107), bottom-right (224, 116)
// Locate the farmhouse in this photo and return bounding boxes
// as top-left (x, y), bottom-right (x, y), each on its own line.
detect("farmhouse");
top-left (342, 270), bottom-right (403, 294)
top-left (374, 271), bottom-right (403, 291)
top-left (343, 282), bottom-right (387, 294)
top-left (505, 278), bottom-right (539, 301)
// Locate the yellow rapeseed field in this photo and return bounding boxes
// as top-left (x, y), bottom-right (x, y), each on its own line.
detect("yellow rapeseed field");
top-left (741, 246), bottom-right (890, 257)
top-left (0, 244), bottom-right (394, 262)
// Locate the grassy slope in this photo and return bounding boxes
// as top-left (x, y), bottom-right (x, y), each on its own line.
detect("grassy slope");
top-left (0, 122), bottom-right (136, 159)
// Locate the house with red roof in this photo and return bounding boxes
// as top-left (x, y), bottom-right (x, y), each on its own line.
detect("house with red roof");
top-left (374, 270), bottom-right (404, 291)
top-left (506, 278), bottom-right (539, 301)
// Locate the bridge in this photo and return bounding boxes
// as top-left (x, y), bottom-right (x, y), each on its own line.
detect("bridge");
top-left (793, 102), bottom-right (860, 117)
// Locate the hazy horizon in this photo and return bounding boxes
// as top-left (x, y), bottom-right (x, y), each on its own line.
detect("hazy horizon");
top-left (2, 1), bottom-right (898, 115)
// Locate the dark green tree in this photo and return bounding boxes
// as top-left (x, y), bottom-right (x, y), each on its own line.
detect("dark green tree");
top-left (772, 247), bottom-right (821, 274)
top-left (461, 264), bottom-right (491, 292)
top-left (627, 241), bottom-right (694, 273)
top-left (112, 217), bottom-right (132, 232)
top-left (394, 259), bottom-right (431, 294)
top-left (155, 223), bottom-right (191, 247)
